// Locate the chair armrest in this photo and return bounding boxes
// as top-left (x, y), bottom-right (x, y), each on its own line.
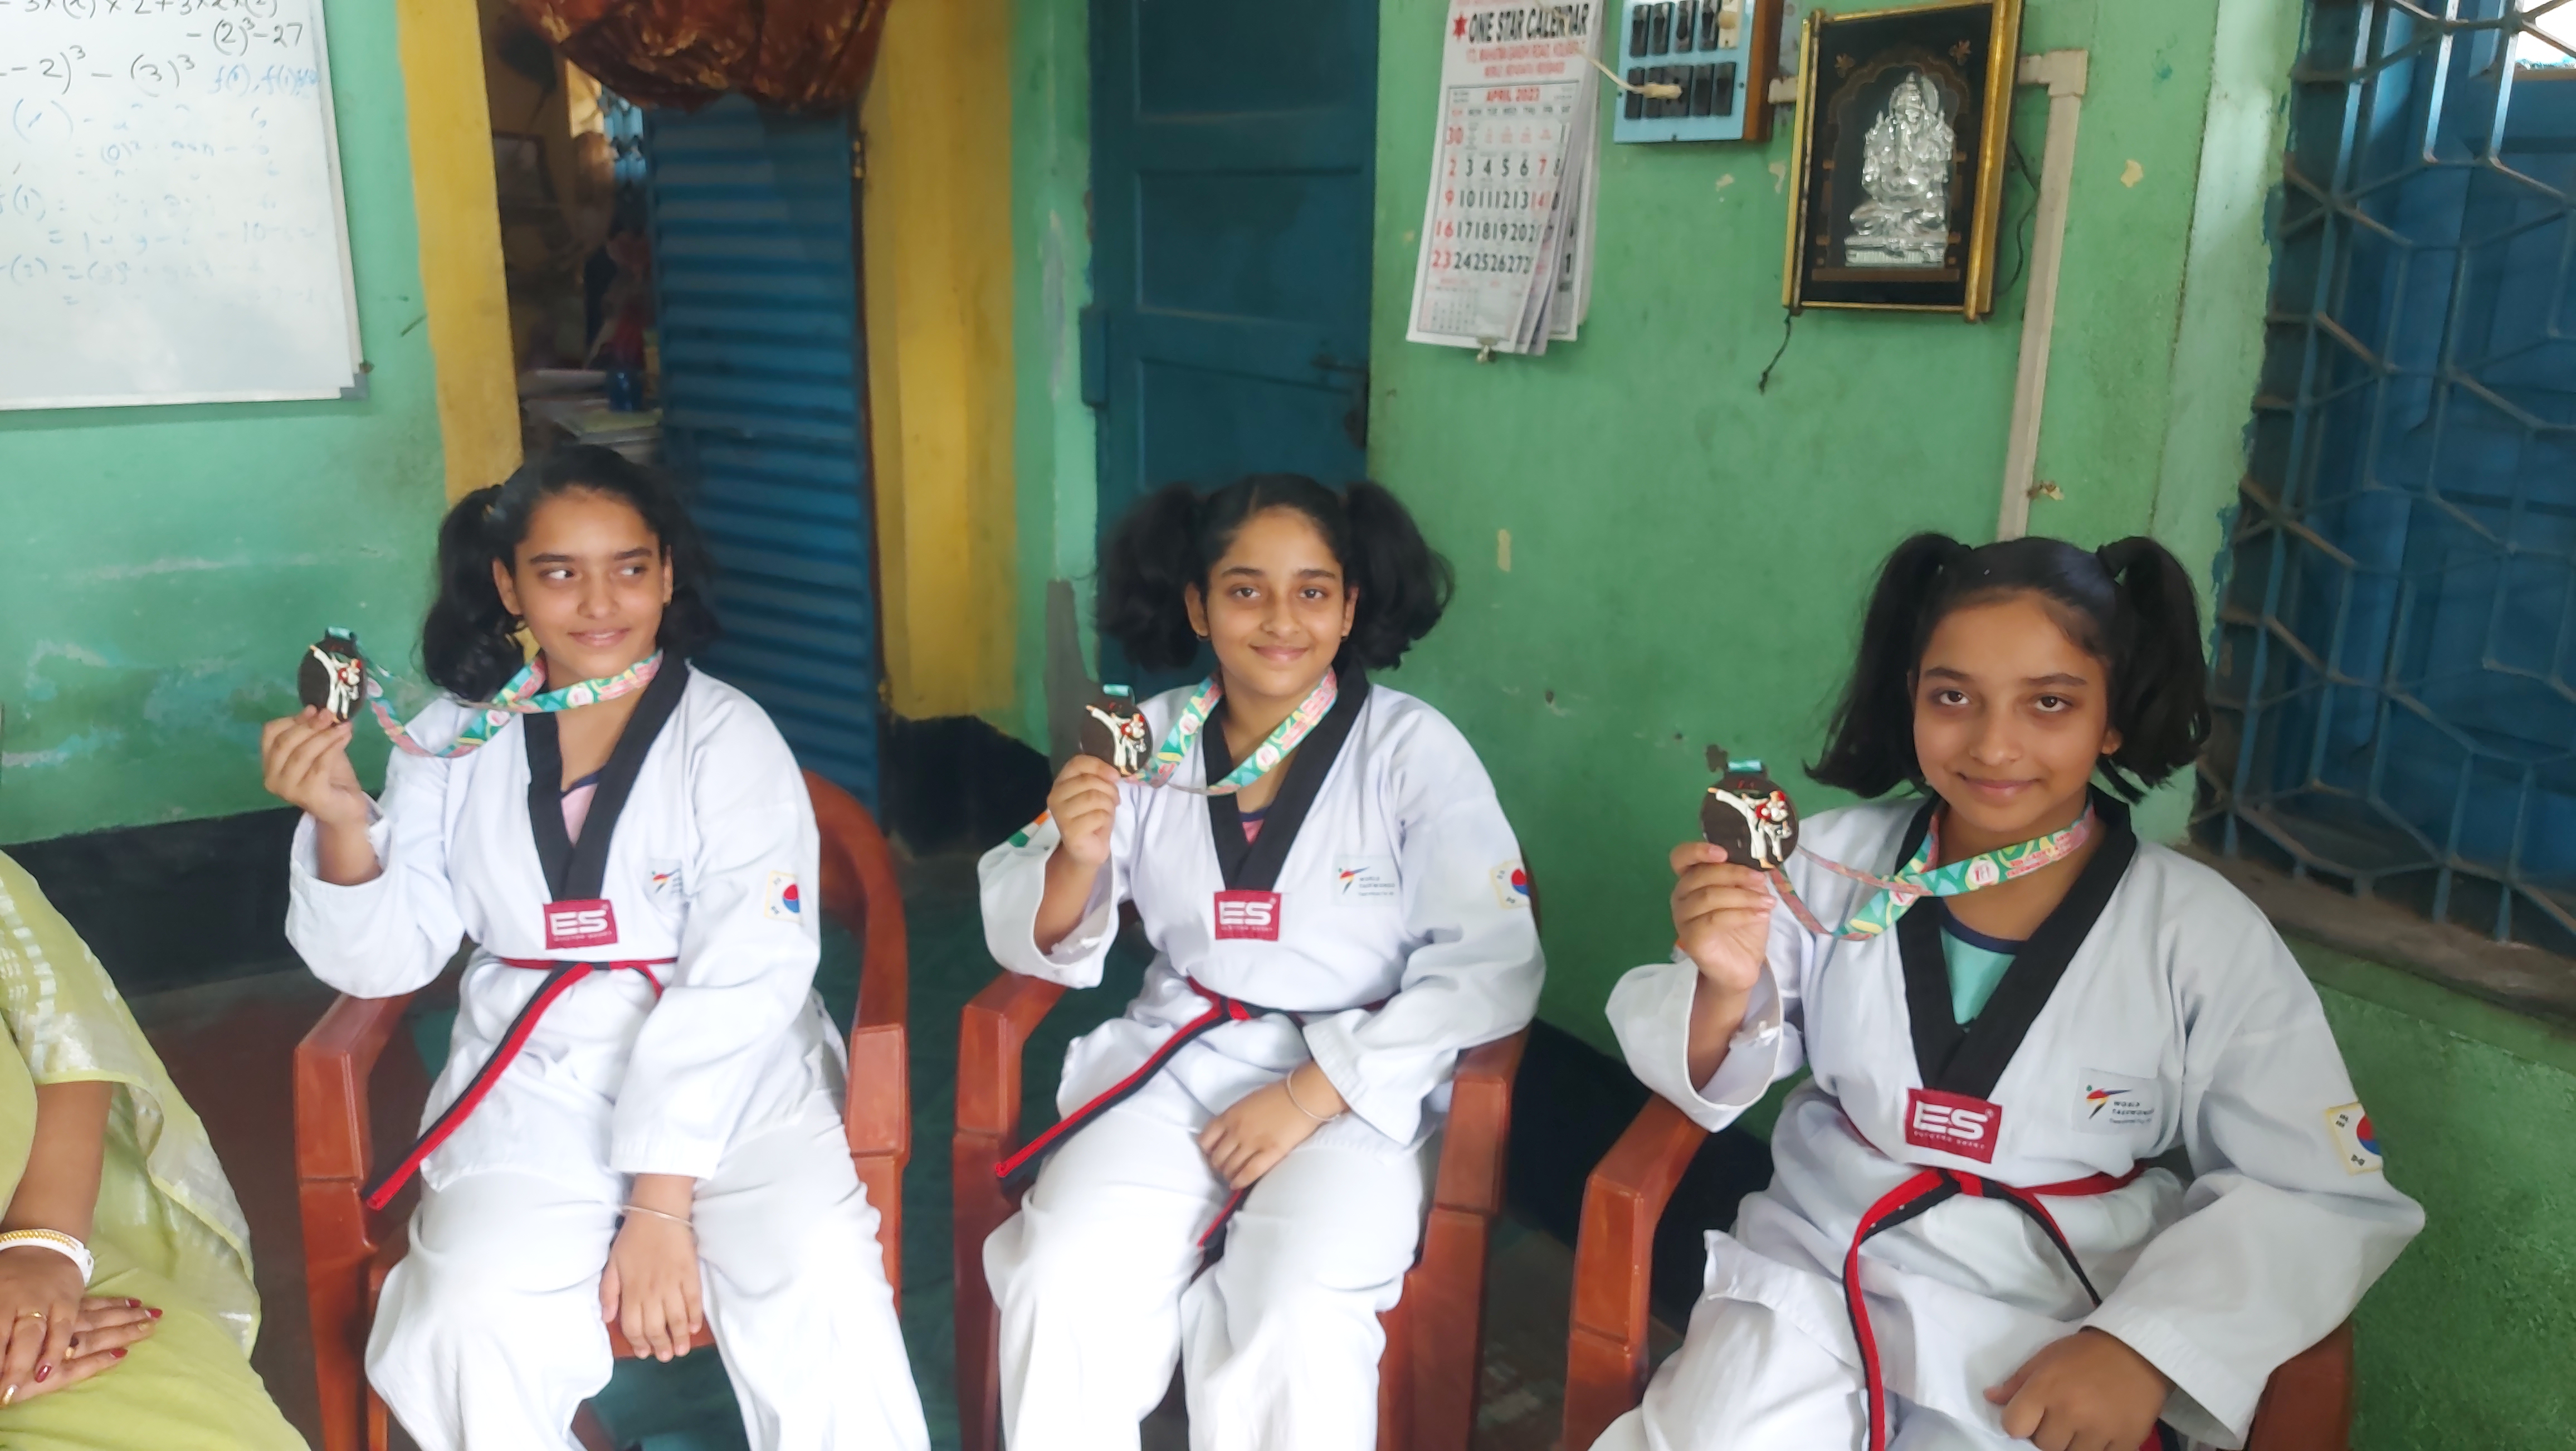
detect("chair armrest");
top-left (957, 972), bottom-right (1068, 1144)
top-left (296, 992), bottom-right (417, 1186)
top-left (1431, 1030), bottom-right (1528, 1218)
top-left (1563, 1095), bottom-right (1711, 1451)
top-left (2245, 1320), bottom-right (2354, 1451)
top-left (807, 772), bottom-right (910, 1165)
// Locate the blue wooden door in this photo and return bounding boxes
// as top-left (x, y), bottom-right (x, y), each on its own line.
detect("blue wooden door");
top-left (1088, 0), bottom-right (1380, 528)
top-left (645, 98), bottom-right (881, 807)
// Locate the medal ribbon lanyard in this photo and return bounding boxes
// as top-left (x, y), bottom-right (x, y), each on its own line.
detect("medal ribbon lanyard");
top-left (364, 651), bottom-right (666, 759)
top-left (1135, 670), bottom-right (1339, 795)
top-left (1770, 801), bottom-right (2099, 942)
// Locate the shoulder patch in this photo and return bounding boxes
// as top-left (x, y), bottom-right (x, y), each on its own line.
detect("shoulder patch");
top-left (764, 870), bottom-right (803, 921)
top-left (2324, 1102), bottom-right (2383, 1174)
top-left (1008, 811), bottom-right (1052, 850)
top-left (1489, 861), bottom-right (1531, 909)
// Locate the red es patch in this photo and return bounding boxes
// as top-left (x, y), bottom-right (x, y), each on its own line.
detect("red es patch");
top-left (1904, 1088), bottom-right (2002, 1163)
top-left (1212, 890), bottom-right (1282, 942)
top-left (543, 898), bottom-right (619, 951)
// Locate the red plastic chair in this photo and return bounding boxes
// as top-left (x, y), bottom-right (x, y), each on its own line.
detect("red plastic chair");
top-left (950, 894), bottom-right (1535, 1451)
top-left (294, 771), bottom-right (909, 1451)
top-left (1560, 1095), bottom-right (2357, 1450)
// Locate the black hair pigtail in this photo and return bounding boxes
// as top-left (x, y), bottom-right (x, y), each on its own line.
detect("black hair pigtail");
top-left (419, 484), bottom-right (524, 701)
top-left (1338, 480), bottom-right (1452, 669)
top-left (1097, 481), bottom-right (1211, 670)
top-left (2094, 535), bottom-right (2211, 796)
top-left (1809, 532), bottom-right (1971, 797)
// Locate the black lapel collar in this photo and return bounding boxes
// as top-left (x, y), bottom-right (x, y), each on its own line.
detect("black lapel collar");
top-left (1203, 672), bottom-right (1370, 893)
top-left (1896, 791), bottom-right (2138, 1101)
top-left (521, 659), bottom-right (694, 904)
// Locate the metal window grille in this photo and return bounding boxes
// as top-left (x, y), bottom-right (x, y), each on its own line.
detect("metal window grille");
top-left (2207, 0), bottom-right (2576, 955)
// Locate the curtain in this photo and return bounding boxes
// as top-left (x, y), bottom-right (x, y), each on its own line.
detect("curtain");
top-left (511, 0), bottom-right (896, 110)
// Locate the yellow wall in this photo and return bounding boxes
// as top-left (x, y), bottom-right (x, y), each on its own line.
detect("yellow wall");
top-left (862, 0), bottom-right (1019, 720)
top-left (395, 0), bottom-right (521, 500)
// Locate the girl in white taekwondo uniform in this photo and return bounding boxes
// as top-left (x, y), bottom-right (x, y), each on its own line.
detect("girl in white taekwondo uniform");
top-left (978, 475), bottom-right (1543, 1451)
top-left (1598, 535), bottom-right (2422, 1451)
top-left (260, 447), bottom-right (928, 1451)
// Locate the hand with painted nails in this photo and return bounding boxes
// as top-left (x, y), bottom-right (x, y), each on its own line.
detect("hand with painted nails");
top-left (0, 1246), bottom-right (87, 1406)
top-left (0, 1297), bottom-right (159, 1406)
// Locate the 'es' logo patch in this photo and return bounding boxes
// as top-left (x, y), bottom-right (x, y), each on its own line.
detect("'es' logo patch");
top-left (543, 898), bottom-right (619, 951)
top-left (1904, 1088), bottom-right (2002, 1163)
top-left (1213, 889), bottom-right (1282, 942)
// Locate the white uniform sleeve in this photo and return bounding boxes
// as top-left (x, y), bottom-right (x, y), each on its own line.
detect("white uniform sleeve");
top-left (1606, 878), bottom-right (1816, 1132)
top-left (1301, 732), bottom-right (1544, 1146)
top-left (609, 713), bottom-right (820, 1180)
top-left (2081, 920), bottom-right (2424, 1444)
top-left (284, 711), bottom-right (468, 999)
top-left (976, 788), bottom-right (1138, 989)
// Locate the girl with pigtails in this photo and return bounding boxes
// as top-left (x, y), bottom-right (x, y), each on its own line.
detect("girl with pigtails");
top-left (260, 447), bottom-right (928, 1451)
top-left (1599, 535), bottom-right (2421, 1451)
top-left (977, 475), bottom-right (1543, 1451)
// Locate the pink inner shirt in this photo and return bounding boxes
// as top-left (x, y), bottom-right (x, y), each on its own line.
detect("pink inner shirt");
top-left (561, 770), bottom-right (602, 843)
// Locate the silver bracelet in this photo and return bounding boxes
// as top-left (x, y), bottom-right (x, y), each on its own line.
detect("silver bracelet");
top-left (619, 1202), bottom-right (695, 1231)
top-left (1282, 1070), bottom-right (1343, 1124)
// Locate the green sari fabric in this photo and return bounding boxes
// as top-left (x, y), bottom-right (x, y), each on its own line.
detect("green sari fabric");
top-left (0, 851), bottom-right (303, 1451)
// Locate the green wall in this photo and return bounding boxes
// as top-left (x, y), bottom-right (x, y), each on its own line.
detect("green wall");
top-left (1003, 0), bottom-right (1101, 752)
top-left (1365, 0), bottom-right (2283, 1040)
top-left (0, 0), bottom-right (445, 845)
top-left (2301, 942), bottom-right (2576, 1445)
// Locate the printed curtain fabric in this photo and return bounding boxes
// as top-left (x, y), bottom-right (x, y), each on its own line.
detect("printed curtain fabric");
top-left (511, 0), bottom-right (896, 110)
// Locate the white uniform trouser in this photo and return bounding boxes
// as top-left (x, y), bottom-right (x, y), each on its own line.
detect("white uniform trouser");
top-left (367, 1102), bottom-right (930, 1451)
top-left (1589, 1293), bottom-right (2208, 1451)
top-left (1588, 1296), bottom-right (2013, 1451)
top-left (983, 1073), bottom-right (1433, 1451)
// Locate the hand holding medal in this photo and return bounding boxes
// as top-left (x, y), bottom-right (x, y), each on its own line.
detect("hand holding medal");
top-left (1670, 746), bottom-right (1789, 996)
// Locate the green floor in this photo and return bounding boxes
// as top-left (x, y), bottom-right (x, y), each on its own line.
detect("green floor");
top-left (416, 854), bottom-right (1152, 1451)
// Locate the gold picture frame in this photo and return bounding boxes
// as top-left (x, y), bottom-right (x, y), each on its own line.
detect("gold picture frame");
top-left (1781, 0), bottom-right (2024, 319)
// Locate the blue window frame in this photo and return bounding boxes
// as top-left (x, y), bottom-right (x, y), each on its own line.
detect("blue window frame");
top-left (2209, 0), bottom-right (2576, 953)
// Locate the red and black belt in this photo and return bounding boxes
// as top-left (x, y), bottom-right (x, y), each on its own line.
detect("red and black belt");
top-left (1843, 1163), bottom-right (2177, 1451)
top-left (361, 956), bottom-right (675, 1211)
top-left (993, 974), bottom-right (1383, 1253)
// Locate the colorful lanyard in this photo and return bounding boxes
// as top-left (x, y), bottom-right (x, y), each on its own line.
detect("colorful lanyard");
top-left (1774, 805), bottom-right (2097, 941)
top-left (366, 651), bottom-right (665, 759)
top-left (1135, 671), bottom-right (1339, 796)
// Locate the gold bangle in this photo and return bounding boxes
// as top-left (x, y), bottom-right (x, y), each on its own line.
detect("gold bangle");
top-left (1282, 1070), bottom-right (1342, 1124)
top-left (619, 1202), bottom-right (694, 1231)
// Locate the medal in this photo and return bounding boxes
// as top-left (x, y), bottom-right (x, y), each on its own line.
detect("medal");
top-left (1134, 671), bottom-right (1338, 796)
top-left (298, 629), bottom-right (369, 723)
top-left (1077, 685), bottom-right (1154, 779)
top-left (1700, 753), bottom-right (1801, 871)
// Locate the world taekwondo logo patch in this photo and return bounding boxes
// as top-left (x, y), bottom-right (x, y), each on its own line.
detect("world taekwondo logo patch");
top-left (1335, 855), bottom-right (1398, 903)
top-left (2324, 1102), bottom-right (2383, 1174)
top-left (764, 871), bottom-right (803, 921)
top-left (2076, 1069), bottom-right (2155, 1133)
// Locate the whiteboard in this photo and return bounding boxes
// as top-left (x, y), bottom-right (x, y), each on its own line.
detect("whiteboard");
top-left (0, 0), bottom-right (364, 410)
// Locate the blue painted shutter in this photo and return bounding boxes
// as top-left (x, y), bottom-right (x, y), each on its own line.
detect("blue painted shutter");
top-left (644, 96), bottom-right (880, 807)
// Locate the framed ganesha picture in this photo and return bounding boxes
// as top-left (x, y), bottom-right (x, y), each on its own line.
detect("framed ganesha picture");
top-left (1782, 0), bottom-right (2024, 318)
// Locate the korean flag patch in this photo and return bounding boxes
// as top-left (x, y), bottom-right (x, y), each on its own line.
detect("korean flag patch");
top-left (1489, 861), bottom-right (1531, 909)
top-left (765, 870), bottom-right (804, 921)
top-left (2324, 1102), bottom-right (2383, 1174)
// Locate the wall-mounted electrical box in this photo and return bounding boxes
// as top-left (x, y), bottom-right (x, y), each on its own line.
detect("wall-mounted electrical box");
top-left (1612, 0), bottom-right (1782, 145)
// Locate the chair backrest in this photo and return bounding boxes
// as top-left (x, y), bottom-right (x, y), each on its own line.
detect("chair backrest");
top-left (806, 770), bottom-right (906, 1034)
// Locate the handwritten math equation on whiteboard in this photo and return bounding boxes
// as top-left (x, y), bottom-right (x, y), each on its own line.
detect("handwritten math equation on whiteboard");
top-left (0, 0), bottom-right (362, 409)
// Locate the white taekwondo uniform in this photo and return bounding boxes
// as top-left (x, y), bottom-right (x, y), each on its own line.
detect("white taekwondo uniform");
top-left (287, 663), bottom-right (928, 1451)
top-left (1595, 796), bottom-right (2422, 1451)
top-left (977, 677), bottom-right (1543, 1451)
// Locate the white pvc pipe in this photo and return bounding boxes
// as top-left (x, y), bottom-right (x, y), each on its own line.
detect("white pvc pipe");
top-left (1997, 50), bottom-right (2090, 541)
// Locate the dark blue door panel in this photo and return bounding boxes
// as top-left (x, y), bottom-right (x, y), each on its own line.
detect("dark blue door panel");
top-left (646, 97), bottom-right (881, 807)
top-left (1091, 0), bottom-right (1379, 524)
